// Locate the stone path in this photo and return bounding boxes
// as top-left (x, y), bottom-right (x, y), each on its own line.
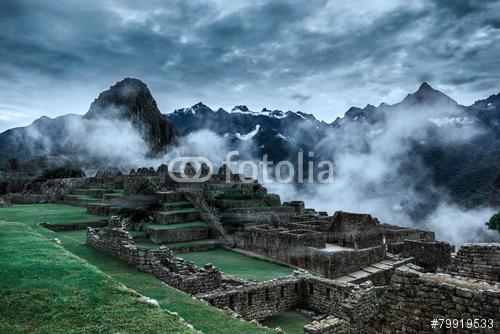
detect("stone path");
top-left (332, 257), bottom-right (414, 285)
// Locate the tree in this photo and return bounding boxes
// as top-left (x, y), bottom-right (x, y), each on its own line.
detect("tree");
top-left (486, 212), bottom-right (500, 234)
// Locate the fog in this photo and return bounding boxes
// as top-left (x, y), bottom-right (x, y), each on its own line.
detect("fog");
top-left (22, 95), bottom-right (499, 246)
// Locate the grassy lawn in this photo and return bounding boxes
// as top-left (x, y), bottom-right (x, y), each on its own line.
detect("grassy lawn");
top-left (261, 311), bottom-right (311, 334)
top-left (0, 204), bottom-right (104, 225)
top-left (51, 230), bottom-right (273, 334)
top-left (0, 204), bottom-right (274, 334)
top-left (57, 229), bottom-right (88, 242)
top-left (0, 222), bottom-right (195, 334)
top-left (181, 248), bottom-right (294, 281)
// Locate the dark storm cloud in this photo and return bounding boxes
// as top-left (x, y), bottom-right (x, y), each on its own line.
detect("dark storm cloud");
top-left (291, 93), bottom-right (311, 102)
top-left (0, 0), bottom-right (499, 131)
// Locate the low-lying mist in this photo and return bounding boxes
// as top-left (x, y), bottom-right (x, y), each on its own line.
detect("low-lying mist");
top-left (23, 100), bottom-right (499, 246)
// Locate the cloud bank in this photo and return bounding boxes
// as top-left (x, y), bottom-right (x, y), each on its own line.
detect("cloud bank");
top-left (1, 0), bottom-right (500, 131)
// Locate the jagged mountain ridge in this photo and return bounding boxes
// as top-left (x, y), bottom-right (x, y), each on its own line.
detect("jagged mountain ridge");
top-left (0, 80), bottom-right (499, 210)
top-left (167, 83), bottom-right (500, 210)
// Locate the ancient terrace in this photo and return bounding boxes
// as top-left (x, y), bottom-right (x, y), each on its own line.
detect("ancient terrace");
top-left (1, 163), bottom-right (499, 333)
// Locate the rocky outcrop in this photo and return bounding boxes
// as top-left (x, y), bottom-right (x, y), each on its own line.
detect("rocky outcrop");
top-left (84, 78), bottom-right (178, 154)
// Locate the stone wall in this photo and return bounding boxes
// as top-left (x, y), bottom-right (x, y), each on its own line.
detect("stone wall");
top-left (42, 220), bottom-right (107, 231)
top-left (402, 239), bottom-right (454, 271)
top-left (5, 193), bottom-right (55, 204)
top-left (87, 203), bottom-right (113, 216)
top-left (148, 225), bottom-right (210, 244)
top-left (237, 223), bottom-right (385, 278)
top-left (449, 243), bottom-right (500, 283)
top-left (304, 277), bottom-right (377, 333)
top-left (86, 217), bottom-right (221, 294)
top-left (221, 206), bottom-right (295, 231)
top-left (380, 224), bottom-right (435, 254)
top-left (197, 275), bottom-right (303, 321)
top-left (197, 273), bottom-right (377, 327)
top-left (377, 265), bottom-right (500, 333)
top-left (237, 224), bottom-right (325, 263)
top-left (300, 245), bottom-right (386, 279)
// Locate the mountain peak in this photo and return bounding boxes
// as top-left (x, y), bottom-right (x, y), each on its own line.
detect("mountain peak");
top-left (417, 82), bottom-right (433, 92)
top-left (232, 105), bottom-right (249, 112)
top-left (403, 82), bottom-right (457, 106)
top-left (84, 78), bottom-right (178, 154)
top-left (84, 78), bottom-right (154, 119)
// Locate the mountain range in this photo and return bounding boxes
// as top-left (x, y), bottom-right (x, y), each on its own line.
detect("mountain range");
top-left (1, 78), bottom-right (499, 214)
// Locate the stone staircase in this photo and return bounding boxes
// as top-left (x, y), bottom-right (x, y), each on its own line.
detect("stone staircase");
top-left (64, 187), bottom-right (123, 216)
top-left (134, 191), bottom-right (219, 252)
top-left (207, 188), bottom-right (293, 232)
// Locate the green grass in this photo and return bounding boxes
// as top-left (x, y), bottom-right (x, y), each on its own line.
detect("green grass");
top-left (129, 230), bottom-right (148, 238)
top-left (261, 311), bottom-right (311, 334)
top-left (157, 208), bottom-right (199, 215)
top-left (181, 248), bottom-right (294, 281)
top-left (136, 238), bottom-right (218, 250)
top-left (144, 221), bottom-right (207, 230)
top-left (57, 229), bottom-right (88, 242)
top-left (51, 229), bottom-right (273, 334)
top-left (105, 193), bottom-right (123, 197)
top-left (0, 222), bottom-right (195, 334)
top-left (163, 201), bottom-right (192, 207)
top-left (0, 204), bottom-right (273, 334)
top-left (0, 204), bottom-right (104, 225)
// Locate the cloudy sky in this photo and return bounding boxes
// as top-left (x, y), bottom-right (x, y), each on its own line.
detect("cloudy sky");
top-left (1, 0), bottom-right (499, 131)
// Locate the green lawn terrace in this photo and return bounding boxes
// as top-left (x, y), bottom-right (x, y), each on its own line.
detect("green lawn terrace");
top-left (0, 204), bottom-right (275, 334)
top-left (261, 311), bottom-right (313, 334)
top-left (0, 222), bottom-right (196, 334)
top-left (127, 190), bottom-right (218, 249)
top-left (0, 204), bottom-right (107, 231)
top-left (204, 187), bottom-right (297, 232)
top-left (63, 186), bottom-right (124, 216)
top-left (181, 247), bottom-right (295, 282)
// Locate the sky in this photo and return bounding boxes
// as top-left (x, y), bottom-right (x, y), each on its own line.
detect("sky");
top-left (1, 0), bottom-right (500, 132)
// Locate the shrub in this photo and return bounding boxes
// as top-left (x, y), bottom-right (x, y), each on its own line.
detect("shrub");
top-left (486, 212), bottom-right (500, 234)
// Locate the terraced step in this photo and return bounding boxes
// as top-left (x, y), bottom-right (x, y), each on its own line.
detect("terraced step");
top-left (154, 208), bottom-right (201, 224)
top-left (161, 200), bottom-right (192, 210)
top-left (143, 221), bottom-right (206, 230)
top-left (135, 238), bottom-right (219, 252)
top-left (64, 194), bottom-right (101, 205)
top-left (167, 238), bottom-right (217, 248)
top-left (141, 221), bottom-right (210, 244)
top-left (157, 191), bottom-right (184, 202)
top-left (166, 238), bottom-right (220, 253)
top-left (128, 230), bottom-right (149, 239)
top-left (86, 203), bottom-right (113, 216)
top-left (72, 188), bottom-right (114, 199)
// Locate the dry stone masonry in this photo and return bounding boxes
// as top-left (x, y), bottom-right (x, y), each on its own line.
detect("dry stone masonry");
top-left (87, 216), bottom-right (221, 294)
top-left (449, 243), bottom-right (500, 283)
top-left (7, 161), bottom-right (499, 333)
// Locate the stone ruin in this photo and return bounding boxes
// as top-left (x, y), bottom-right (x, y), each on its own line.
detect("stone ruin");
top-left (87, 216), bottom-right (221, 294)
top-left (5, 160), bottom-right (500, 333)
